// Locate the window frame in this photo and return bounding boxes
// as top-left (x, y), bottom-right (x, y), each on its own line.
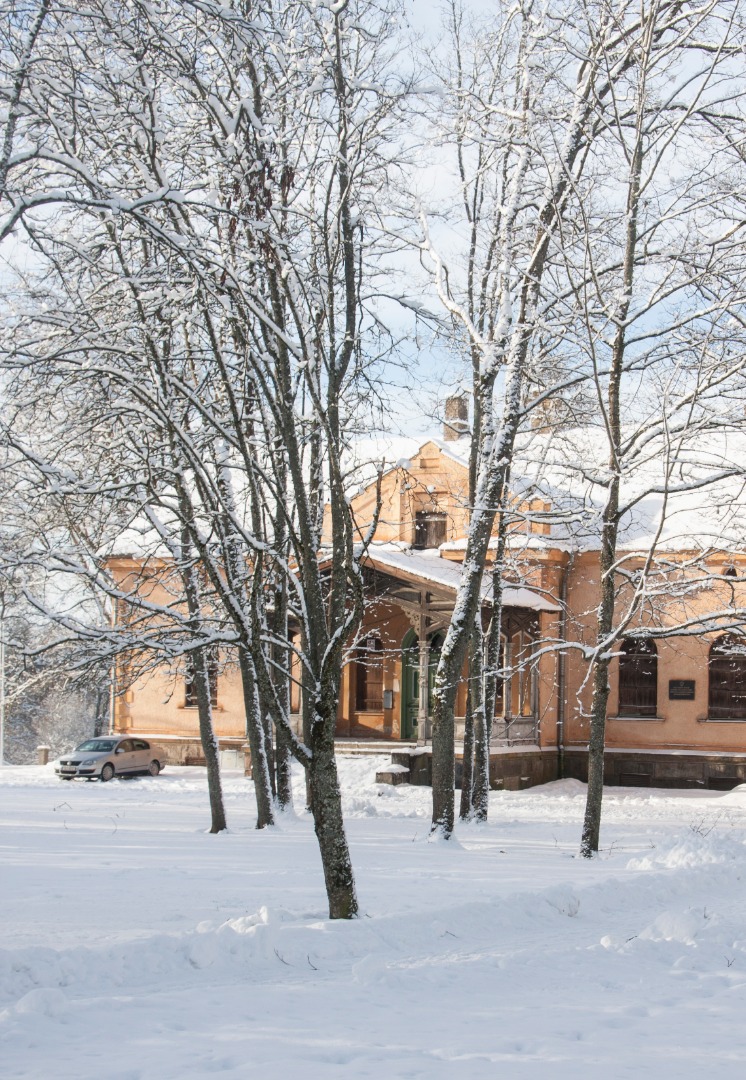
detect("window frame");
top-left (709, 635), bottom-right (746, 720)
top-left (413, 510), bottom-right (448, 550)
top-left (617, 637), bottom-right (658, 718)
top-left (185, 648), bottom-right (219, 708)
top-left (355, 635), bottom-right (384, 712)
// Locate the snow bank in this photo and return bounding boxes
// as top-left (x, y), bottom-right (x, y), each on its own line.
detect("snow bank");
top-left (3, 761), bottom-right (746, 1078)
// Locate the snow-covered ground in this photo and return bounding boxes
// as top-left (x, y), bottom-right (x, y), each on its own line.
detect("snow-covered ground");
top-left (3, 758), bottom-right (746, 1079)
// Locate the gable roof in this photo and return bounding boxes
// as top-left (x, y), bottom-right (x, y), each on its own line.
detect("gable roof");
top-left (362, 543), bottom-right (561, 612)
top-left (349, 423), bottom-right (746, 558)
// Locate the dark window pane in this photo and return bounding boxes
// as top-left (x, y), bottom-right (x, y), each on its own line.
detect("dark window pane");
top-left (709, 636), bottom-right (746, 719)
top-left (413, 511), bottom-right (447, 549)
top-left (355, 637), bottom-right (383, 711)
top-left (185, 648), bottom-right (218, 707)
top-left (618, 638), bottom-right (657, 717)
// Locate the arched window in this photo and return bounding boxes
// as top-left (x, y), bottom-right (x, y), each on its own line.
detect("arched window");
top-left (509, 627), bottom-right (536, 717)
top-left (355, 635), bottom-right (384, 711)
top-left (494, 635), bottom-right (506, 716)
top-left (289, 634), bottom-right (302, 714)
top-left (618, 638), bottom-right (657, 717)
top-left (709, 636), bottom-right (746, 720)
top-left (185, 648), bottom-right (218, 708)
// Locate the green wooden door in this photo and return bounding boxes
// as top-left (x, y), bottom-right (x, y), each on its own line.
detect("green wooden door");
top-left (401, 630), bottom-right (419, 739)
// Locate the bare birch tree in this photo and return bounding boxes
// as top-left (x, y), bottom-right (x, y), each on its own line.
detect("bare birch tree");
top-left (419, 0), bottom-right (661, 837)
top-left (557, 0), bottom-right (746, 857)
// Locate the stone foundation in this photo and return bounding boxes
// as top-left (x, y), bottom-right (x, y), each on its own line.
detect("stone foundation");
top-left (389, 747), bottom-right (558, 790)
top-left (117, 735), bottom-right (247, 767)
top-left (563, 747), bottom-right (746, 791)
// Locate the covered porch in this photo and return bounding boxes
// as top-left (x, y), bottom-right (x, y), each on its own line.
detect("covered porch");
top-left (338, 545), bottom-right (561, 748)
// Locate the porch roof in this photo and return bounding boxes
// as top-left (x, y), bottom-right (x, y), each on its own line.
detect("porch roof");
top-left (361, 544), bottom-right (561, 613)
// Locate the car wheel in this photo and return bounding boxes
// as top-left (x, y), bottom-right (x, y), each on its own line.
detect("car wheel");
top-left (61, 776), bottom-right (74, 781)
top-left (148, 760), bottom-right (160, 777)
top-left (100, 763), bottom-right (115, 782)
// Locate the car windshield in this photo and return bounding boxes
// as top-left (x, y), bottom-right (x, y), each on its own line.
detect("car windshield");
top-left (75, 739), bottom-right (116, 753)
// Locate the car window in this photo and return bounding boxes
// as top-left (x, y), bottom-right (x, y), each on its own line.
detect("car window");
top-left (76, 739), bottom-right (117, 753)
top-left (117, 739), bottom-right (134, 753)
top-left (133, 739), bottom-right (149, 750)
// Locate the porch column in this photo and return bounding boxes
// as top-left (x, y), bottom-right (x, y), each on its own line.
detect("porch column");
top-left (530, 663), bottom-right (540, 744)
top-left (417, 614), bottom-right (430, 744)
top-left (503, 637), bottom-right (513, 728)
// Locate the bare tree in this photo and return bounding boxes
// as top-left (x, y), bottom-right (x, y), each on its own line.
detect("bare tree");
top-left (556, 0), bottom-right (746, 857)
top-left (0, 0), bottom-right (410, 916)
top-left (419, 0), bottom-right (658, 837)
top-left (0, 598), bottom-right (106, 764)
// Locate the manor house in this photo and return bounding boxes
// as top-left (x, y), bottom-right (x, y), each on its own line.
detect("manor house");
top-left (110, 397), bottom-right (746, 791)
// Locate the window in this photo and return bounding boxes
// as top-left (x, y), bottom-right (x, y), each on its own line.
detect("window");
top-left (618, 638), bottom-right (657, 717)
top-left (185, 649), bottom-right (218, 707)
top-left (709, 635), bottom-right (746, 720)
top-left (355, 635), bottom-right (384, 711)
top-left (413, 510), bottom-right (447, 549)
top-left (510, 628), bottom-right (535, 717)
top-left (289, 635), bottom-right (302, 714)
top-left (493, 635), bottom-right (506, 715)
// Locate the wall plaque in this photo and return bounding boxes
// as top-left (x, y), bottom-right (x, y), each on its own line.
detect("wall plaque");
top-left (669, 679), bottom-right (695, 700)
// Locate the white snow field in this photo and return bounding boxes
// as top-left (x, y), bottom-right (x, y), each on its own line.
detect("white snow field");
top-left (3, 759), bottom-right (746, 1080)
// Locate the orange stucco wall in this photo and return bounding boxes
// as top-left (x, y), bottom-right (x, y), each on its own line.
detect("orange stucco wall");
top-left (114, 661), bottom-right (247, 739)
top-left (563, 551), bottom-right (746, 753)
top-left (108, 558), bottom-right (248, 740)
top-left (110, 446), bottom-right (746, 760)
top-left (322, 440), bottom-right (471, 547)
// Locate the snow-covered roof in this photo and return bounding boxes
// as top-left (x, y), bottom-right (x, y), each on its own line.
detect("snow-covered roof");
top-left (362, 544), bottom-right (561, 612)
top-left (107, 422), bottom-right (746, 565)
top-left (516, 426), bottom-right (746, 556)
top-left (351, 423), bottom-right (746, 558)
top-left (427, 436), bottom-right (471, 468)
top-left (341, 433), bottom-right (470, 496)
top-left (441, 535), bottom-right (575, 555)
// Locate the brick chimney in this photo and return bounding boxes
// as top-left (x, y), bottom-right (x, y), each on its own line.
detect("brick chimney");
top-left (443, 394), bottom-right (469, 441)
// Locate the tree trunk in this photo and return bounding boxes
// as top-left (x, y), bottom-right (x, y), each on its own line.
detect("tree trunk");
top-left (477, 520), bottom-right (507, 820)
top-left (430, 448), bottom-right (516, 836)
top-left (580, 41), bottom-right (645, 855)
top-left (459, 688), bottom-right (474, 820)
top-left (262, 704), bottom-right (276, 799)
top-left (579, 487), bottom-right (620, 857)
top-left (580, 649), bottom-right (612, 857)
top-left (275, 722), bottom-right (294, 810)
top-left (192, 646), bottom-right (227, 835)
top-left (309, 698), bottom-right (358, 919)
top-left (470, 619), bottom-right (490, 822)
top-left (271, 584), bottom-right (293, 809)
top-left (301, 633), bottom-right (314, 813)
top-left (238, 646), bottom-right (275, 830)
top-left (178, 522), bottom-right (227, 835)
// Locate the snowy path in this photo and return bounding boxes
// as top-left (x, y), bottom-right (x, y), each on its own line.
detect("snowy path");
top-left (2, 759), bottom-right (746, 1078)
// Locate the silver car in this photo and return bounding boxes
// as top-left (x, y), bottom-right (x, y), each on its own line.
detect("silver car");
top-left (56, 737), bottom-right (164, 781)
